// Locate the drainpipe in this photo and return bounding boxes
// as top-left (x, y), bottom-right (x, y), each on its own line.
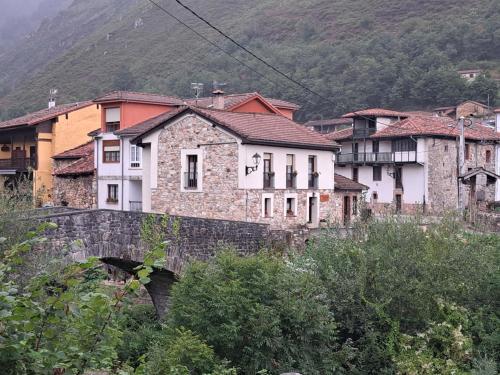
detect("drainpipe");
top-left (95, 137), bottom-right (99, 208)
top-left (120, 137), bottom-right (124, 211)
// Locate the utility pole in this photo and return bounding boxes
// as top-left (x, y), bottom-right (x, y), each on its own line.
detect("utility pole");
top-left (458, 116), bottom-right (465, 213)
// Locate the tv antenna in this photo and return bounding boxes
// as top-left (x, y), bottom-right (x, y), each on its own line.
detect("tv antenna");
top-left (212, 80), bottom-right (227, 92)
top-left (48, 88), bottom-right (58, 108)
top-left (191, 83), bottom-right (204, 98)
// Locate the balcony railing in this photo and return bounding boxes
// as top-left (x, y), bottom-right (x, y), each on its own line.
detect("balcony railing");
top-left (129, 201), bottom-right (142, 212)
top-left (337, 152), bottom-right (417, 164)
top-left (308, 173), bottom-right (319, 189)
top-left (353, 128), bottom-right (376, 138)
top-left (0, 157), bottom-right (36, 171)
top-left (184, 172), bottom-right (198, 189)
top-left (286, 172), bottom-right (296, 189)
top-left (263, 172), bottom-right (275, 189)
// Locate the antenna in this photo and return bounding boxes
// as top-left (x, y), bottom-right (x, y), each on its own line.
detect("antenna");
top-left (48, 88), bottom-right (58, 109)
top-left (191, 83), bottom-right (204, 98)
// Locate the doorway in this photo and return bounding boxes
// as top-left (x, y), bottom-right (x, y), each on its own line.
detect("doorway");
top-left (308, 196), bottom-right (318, 226)
top-left (343, 196), bottom-right (351, 226)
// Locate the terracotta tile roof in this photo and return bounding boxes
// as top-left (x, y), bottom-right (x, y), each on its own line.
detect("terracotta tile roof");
top-left (114, 107), bottom-right (187, 136)
top-left (131, 106), bottom-right (338, 150)
top-left (53, 154), bottom-right (94, 176)
top-left (372, 116), bottom-right (500, 141)
top-left (0, 101), bottom-right (93, 131)
top-left (94, 91), bottom-right (184, 106)
top-left (184, 92), bottom-right (300, 111)
top-left (334, 174), bottom-right (368, 191)
top-left (325, 127), bottom-right (353, 141)
top-left (304, 118), bottom-right (352, 127)
top-left (53, 140), bottom-right (95, 159)
top-left (342, 108), bottom-right (410, 119)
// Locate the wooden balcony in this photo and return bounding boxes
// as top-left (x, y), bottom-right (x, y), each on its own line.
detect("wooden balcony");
top-left (0, 157), bottom-right (36, 173)
top-left (337, 152), bottom-right (417, 165)
top-left (353, 128), bottom-right (376, 139)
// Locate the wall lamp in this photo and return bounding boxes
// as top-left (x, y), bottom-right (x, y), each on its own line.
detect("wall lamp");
top-left (245, 153), bottom-right (261, 175)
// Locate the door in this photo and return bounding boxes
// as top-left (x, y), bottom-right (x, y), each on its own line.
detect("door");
top-left (353, 143), bottom-right (359, 161)
top-left (308, 196), bottom-right (318, 226)
top-left (395, 166), bottom-right (403, 189)
top-left (395, 194), bottom-right (402, 214)
top-left (343, 196), bottom-right (351, 226)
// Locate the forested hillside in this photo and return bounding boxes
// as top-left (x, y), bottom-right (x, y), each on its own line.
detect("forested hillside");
top-left (0, 0), bottom-right (499, 121)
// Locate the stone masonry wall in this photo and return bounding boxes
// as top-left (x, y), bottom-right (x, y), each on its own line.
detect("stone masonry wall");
top-left (32, 209), bottom-right (275, 275)
top-left (151, 115), bottom-right (341, 229)
top-left (52, 159), bottom-right (96, 209)
top-left (426, 138), bottom-right (496, 214)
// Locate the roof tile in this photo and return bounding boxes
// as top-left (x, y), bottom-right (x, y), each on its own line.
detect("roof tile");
top-left (334, 174), bottom-right (368, 191)
top-left (94, 91), bottom-right (184, 105)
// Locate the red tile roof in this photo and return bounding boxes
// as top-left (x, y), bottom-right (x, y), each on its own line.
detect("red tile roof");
top-left (115, 107), bottom-right (187, 136)
top-left (130, 106), bottom-right (338, 150)
top-left (372, 116), bottom-right (500, 141)
top-left (304, 118), bottom-right (353, 127)
top-left (184, 92), bottom-right (300, 111)
top-left (53, 140), bottom-right (95, 159)
top-left (0, 101), bottom-right (93, 131)
top-left (334, 174), bottom-right (368, 191)
top-left (325, 127), bottom-right (353, 141)
top-left (94, 91), bottom-right (184, 106)
top-left (342, 108), bottom-right (410, 119)
top-left (53, 154), bottom-right (94, 176)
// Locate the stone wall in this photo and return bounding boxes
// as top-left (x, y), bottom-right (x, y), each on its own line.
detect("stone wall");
top-left (426, 138), bottom-right (496, 214)
top-left (53, 174), bottom-right (96, 209)
top-left (34, 209), bottom-right (276, 275)
top-left (150, 115), bottom-right (340, 229)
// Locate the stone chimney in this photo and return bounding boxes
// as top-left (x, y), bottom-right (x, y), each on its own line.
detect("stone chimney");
top-left (212, 89), bottom-right (225, 110)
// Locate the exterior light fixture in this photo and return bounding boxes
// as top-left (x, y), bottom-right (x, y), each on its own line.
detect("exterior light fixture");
top-left (246, 153), bottom-right (261, 175)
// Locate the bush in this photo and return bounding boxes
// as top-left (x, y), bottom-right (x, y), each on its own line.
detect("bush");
top-left (167, 251), bottom-right (339, 374)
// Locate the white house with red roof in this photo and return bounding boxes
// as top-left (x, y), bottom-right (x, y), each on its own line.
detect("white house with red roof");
top-left (124, 102), bottom-right (341, 229)
top-left (329, 109), bottom-right (500, 214)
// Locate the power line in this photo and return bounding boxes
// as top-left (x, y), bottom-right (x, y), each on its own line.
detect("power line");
top-left (148, 0), bottom-right (457, 135)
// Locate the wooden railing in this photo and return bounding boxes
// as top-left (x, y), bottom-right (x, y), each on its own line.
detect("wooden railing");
top-left (0, 157), bottom-right (36, 171)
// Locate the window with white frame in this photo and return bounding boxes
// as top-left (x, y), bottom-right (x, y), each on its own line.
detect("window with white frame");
top-left (130, 145), bottom-right (141, 168)
top-left (181, 149), bottom-right (202, 192)
top-left (284, 193), bottom-right (297, 217)
top-left (262, 193), bottom-right (274, 218)
top-left (106, 184), bottom-right (118, 203)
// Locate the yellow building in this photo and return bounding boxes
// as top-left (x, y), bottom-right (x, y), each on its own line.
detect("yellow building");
top-left (0, 101), bottom-right (100, 205)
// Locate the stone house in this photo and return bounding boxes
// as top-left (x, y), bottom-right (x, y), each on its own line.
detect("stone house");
top-left (330, 109), bottom-right (500, 215)
top-left (434, 100), bottom-right (492, 120)
top-left (333, 173), bottom-right (368, 225)
top-left (127, 105), bottom-right (340, 229)
top-left (94, 90), bottom-right (301, 212)
top-left (52, 142), bottom-right (95, 208)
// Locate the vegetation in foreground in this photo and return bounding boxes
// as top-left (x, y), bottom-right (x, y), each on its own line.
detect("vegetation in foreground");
top-left (0, 216), bottom-right (498, 374)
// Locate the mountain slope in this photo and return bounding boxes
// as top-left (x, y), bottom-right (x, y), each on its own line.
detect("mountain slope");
top-left (0, 0), bottom-right (499, 120)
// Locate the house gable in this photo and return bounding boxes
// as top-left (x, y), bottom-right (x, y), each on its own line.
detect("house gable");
top-left (229, 95), bottom-right (283, 116)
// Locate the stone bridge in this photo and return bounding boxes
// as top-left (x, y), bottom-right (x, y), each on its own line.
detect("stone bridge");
top-left (26, 208), bottom-right (287, 317)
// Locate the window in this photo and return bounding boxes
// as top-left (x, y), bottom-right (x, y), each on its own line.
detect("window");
top-left (286, 154), bottom-right (296, 188)
top-left (107, 184), bottom-right (118, 203)
top-left (263, 153), bottom-right (274, 189)
top-left (184, 155), bottom-right (198, 189)
top-left (264, 198), bottom-right (272, 217)
top-left (486, 150), bottom-right (491, 163)
top-left (103, 140), bottom-right (120, 163)
top-left (308, 155), bottom-right (318, 189)
top-left (465, 144), bottom-right (470, 160)
top-left (105, 107), bottom-right (120, 132)
top-left (352, 167), bottom-right (359, 182)
top-left (352, 196), bottom-right (358, 215)
top-left (392, 139), bottom-right (417, 152)
top-left (372, 192), bottom-right (378, 201)
top-left (130, 145), bottom-right (141, 168)
top-left (285, 197), bottom-right (296, 217)
top-left (395, 167), bottom-right (403, 189)
top-left (373, 166), bottom-right (382, 181)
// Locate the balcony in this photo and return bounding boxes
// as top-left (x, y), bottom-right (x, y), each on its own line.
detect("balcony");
top-left (308, 173), bottom-right (319, 189)
top-left (263, 172), bottom-right (275, 189)
top-left (184, 172), bottom-right (198, 190)
top-left (129, 201), bottom-right (142, 212)
top-left (286, 172), bottom-right (297, 189)
top-left (0, 157), bottom-right (36, 173)
top-left (353, 128), bottom-right (376, 139)
top-left (337, 152), bottom-right (417, 165)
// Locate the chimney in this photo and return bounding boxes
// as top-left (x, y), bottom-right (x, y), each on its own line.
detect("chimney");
top-left (212, 89), bottom-right (225, 110)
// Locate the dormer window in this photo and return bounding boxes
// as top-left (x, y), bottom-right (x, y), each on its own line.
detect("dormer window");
top-left (105, 107), bottom-right (120, 132)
